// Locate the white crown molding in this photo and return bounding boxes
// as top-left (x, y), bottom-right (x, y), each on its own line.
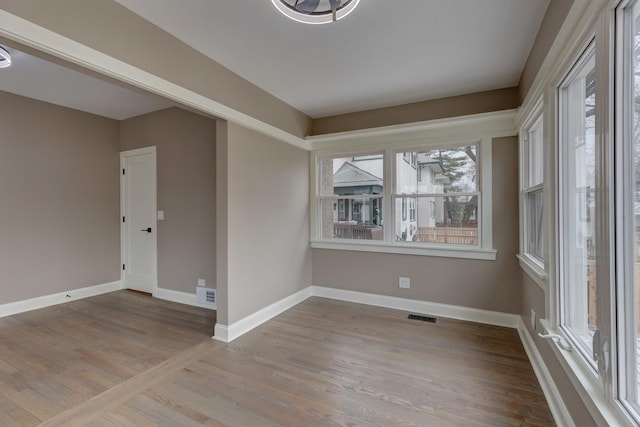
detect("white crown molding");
top-left (155, 287), bottom-right (216, 310)
top-left (0, 9), bottom-right (309, 151)
top-left (308, 109), bottom-right (518, 152)
top-left (0, 281), bottom-right (122, 318)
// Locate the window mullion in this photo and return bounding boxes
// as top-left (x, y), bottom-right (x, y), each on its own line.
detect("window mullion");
top-left (384, 148), bottom-right (394, 244)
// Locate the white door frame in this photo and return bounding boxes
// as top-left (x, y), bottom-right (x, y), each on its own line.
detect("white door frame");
top-left (120, 146), bottom-right (158, 295)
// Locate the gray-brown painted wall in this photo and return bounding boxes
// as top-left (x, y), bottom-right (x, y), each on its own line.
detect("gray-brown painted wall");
top-left (120, 107), bottom-right (217, 294)
top-left (519, 0), bottom-right (575, 102)
top-left (0, 90), bottom-right (120, 304)
top-left (313, 137), bottom-right (522, 314)
top-left (217, 122), bottom-right (312, 325)
top-left (312, 88), bottom-right (520, 135)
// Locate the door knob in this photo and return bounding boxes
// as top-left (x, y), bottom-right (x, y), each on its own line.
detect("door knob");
top-left (141, 227), bottom-right (152, 233)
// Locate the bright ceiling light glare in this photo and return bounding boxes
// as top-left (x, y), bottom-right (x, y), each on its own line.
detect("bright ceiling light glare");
top-left (271, 0), bottom-right (361, 25)
top-left (0, 46), bottom-right (11, 69)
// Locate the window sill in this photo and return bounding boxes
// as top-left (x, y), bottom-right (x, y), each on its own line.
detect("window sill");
top-left (517, 254), bottom-right (546, 290)
top-left (310, 240), bottom-right (497, 260)
top-left (539, 320), bottom-right (637, 427)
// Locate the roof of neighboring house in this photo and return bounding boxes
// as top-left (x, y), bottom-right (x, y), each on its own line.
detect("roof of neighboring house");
top-left (334, 162), bottom-right (383, 188)
top-left (417, 156), bottom-right (445, 174)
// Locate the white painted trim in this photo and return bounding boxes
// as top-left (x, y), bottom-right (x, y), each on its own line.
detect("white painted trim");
top-left (538, 320), bottom-right (637, 427)
top-left (214, 286), bottom-right (520, 343)
top-left (309, 136), bottom-right (497, 260)
top-left (310, 240), bottom-right (497, 261)
top-left (120, 146), bottom-right (158, 296)
top-left (155, 287), bottom-right (216, 310)
top-left (0, 281), bottom-right (122, 318)
top-left (213, 287), bottom-right (313, 343)
top-left (517, 319), bottom-right (576, 427)
top-left (311, 286), bottom-right (520, 328)
top-left (0, 9), bottom-right (309, 151)
top-left (516, 0), bottom-right (607, 128)
top-left (120, 146), bottom-right (156, 158)
top-left (480, 137), bottom-right (493, 251)
top-left (517, 254), bottom-right (547, 290)
top-left (308, 110), bottom-right (518, 153)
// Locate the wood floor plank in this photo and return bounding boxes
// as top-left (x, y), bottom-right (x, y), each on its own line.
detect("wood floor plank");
top-left (0, 290), bottom-right (215, 426)
top-left (93, 297), bottom-right (554, 426)
top-left (0, 292), bottom-right (554, 426)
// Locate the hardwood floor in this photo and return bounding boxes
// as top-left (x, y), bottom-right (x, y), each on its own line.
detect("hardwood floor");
top-left (15, 295), bottom-right (555, 426)
top-left (0, 290), bottom-right (216, 426)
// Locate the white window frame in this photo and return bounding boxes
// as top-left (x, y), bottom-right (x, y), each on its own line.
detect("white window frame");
top-left (515, 0), bottom-right (640, 425)
top-left (616, 0), bottom-right (640, 420)
top-left (537, 3), bottom-right (638, 425)
top-left (518, 98), bottom-right (547, 287)
top-left (310, 133), bottom-right (496, 261)
top-left (392, 142), bottom-right (481, 247)
top-left (558, 39), bottom-right (599, 369)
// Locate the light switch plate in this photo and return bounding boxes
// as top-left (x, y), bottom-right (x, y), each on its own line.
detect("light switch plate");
top-left (157, 210), bottom-right (165, 220)
top-left (399, 277), bottom-right (410, 289)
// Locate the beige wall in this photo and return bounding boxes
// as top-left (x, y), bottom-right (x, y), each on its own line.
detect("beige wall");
top-left (519, 0), bottom-right (575, 102)
top-left (0, 90), bottom-right (120, 304)
top-left (120, 108), bottom-right (216, 294)
top-left (0, 0), bottom-right (312, 139)
top-left (217, 122), bottom-right (312, 325)
top-left (312, 88), bottom-right (519, 135)
top-left (521, 275), bottom-right (598, 426)
top-left (313, 137), bottom-right (521, 314)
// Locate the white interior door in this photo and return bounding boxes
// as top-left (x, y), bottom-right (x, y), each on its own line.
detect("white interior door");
top-left (121, 146), bottom-right (157, 294)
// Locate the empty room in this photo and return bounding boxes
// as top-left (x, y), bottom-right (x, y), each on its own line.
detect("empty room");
top-left (0, 0), bottom-right (638, 426)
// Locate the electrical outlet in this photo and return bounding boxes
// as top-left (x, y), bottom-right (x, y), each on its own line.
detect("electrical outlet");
top-left (197, 279), bottom-right (206, 287)
top-left (530, 309), bottom-right (537, 331)
top-left (399, 277), bottom-right (410, 289)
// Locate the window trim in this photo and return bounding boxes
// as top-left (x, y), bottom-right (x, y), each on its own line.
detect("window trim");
top-left (615, 0), bottom-right (640, 419)
top-left (557, 37), bottom-right (599, 370)
top-left (518, 97), bottom-right (546, 287)
top-left (514, 0), bottom-right (640, 425)
top-left (310, 133), bottom-right (496, 260)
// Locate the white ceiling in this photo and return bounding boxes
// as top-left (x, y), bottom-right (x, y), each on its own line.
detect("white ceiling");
top-left (0, 1), bottom-right (550, 122)
top-left (0, 46), bottom-right (172, 120)
top-left (115, 0), bottom-right (550, 118)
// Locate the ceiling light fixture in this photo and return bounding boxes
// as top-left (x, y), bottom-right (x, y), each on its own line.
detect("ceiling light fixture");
top-left (0, 46), bottom-right (11, 68)
top-left (271, 0), bottom-right (361, 25)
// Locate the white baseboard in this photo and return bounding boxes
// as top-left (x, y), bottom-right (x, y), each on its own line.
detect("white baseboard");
top-left (213, 286), bottom-right (313, 343)
top-left (213, 285), bottom-right (519, 343)
top-left (154, 287), bottom-right (216, 310)
top-left (0, 280), bottom-right (122, 318)
top-left (517, 319), bottom-right (575, 427)
top-left (311, 286), bottom-right (521, 328)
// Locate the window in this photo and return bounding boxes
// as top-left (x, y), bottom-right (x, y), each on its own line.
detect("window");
top-left (618, 0), bottom-right (640, 416)
top-left (318, 154), bottom-right (384, 240)
top-left (312, 138), bottom-right (493, 259)
top-left (395, 145), bottom-right (479, 246)
top-left (558, 42), bottom-right (598, 367)
top-left (521, 109), bottom-right (544, 263)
